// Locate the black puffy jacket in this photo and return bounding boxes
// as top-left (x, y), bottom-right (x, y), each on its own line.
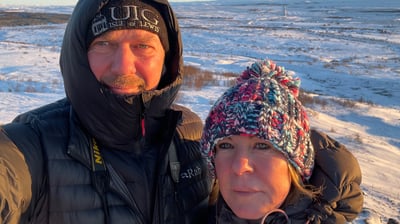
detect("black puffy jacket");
top-left (1, 99), bottom-right (210, 224)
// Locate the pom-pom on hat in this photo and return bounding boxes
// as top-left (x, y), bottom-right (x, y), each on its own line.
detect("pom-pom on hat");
top-left (87, 0), bottom-right (169, 52)
top-left (200, 59), bottom-right (315, 180)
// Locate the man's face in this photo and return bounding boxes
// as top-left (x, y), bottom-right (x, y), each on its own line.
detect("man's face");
top-left (88, 29), bottom-right (165, 95)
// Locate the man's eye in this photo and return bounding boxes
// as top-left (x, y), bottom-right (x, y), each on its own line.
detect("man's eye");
top-left (100, 41), bottom-right (111, 46)
top-left (136, 44), bottom-right (149, 49)
top-left (91, 41), bottom-right (110, 47)
top-left (89, 41), bottom-right (114, 53)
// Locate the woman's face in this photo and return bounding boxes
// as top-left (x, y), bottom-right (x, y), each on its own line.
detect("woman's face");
top-left (214, 135), bottom-right (291, 220)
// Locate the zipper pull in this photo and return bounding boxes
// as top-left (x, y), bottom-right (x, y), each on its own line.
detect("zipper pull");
top-left (141, 117), bottom-right (145, 137)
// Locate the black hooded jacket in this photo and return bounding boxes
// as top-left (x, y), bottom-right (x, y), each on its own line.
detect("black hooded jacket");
top-left (60, 0), bottom-right (184, 151)
top-left (0, 0), bottom-right (211, 223)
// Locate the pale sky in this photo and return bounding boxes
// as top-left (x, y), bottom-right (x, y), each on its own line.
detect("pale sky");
top-left (0, 0), bottom-right (199, 6)
top-left (1, 0), bottom-right (77, 6)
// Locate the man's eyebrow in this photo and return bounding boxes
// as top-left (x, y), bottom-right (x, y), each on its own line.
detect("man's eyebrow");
top-left (98, 30), bottom-right (114, 38)
top-left (136, 33), bottom-right (161, 42)
top-left (102, 31), bottom-right (160, 41)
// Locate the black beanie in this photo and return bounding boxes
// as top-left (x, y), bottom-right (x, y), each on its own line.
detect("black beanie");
top-left (87, 0), bottom-right (169, 53)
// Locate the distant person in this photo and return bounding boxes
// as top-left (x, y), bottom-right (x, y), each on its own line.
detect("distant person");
top-left (201, 59), bottom-right (363, 223)
top-left (0, 0), bottom-right (210, 223)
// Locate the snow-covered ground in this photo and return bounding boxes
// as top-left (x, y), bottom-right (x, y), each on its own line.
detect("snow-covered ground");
top-left (0, 0), bottom-right (399, 223)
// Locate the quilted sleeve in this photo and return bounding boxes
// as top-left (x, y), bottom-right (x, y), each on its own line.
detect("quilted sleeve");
top-left (0, 128), bottom-right (32, 224)
top-left (308, 129), bottom-right (363, 223)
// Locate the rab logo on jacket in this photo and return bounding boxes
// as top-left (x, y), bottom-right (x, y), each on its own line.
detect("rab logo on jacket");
top-left (180, 166), bottom-right (202, 179)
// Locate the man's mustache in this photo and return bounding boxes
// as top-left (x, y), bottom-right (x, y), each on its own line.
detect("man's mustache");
top-left (101, 74), bottom-right (146, 91)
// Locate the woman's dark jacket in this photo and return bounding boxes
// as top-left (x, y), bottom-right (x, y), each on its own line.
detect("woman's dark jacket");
top-left (0, 0), bottom-right (210, 223)
top-left (210, 129), bottom-right (364, 224)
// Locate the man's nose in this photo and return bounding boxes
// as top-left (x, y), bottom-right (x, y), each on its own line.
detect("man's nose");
top-left (111, 45), bottom-right (136, 75)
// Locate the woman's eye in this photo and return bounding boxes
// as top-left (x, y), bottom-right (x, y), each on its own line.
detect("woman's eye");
top-left (216, 142), bottom-right (233, 150)
top-left (254, 142), bottom-right (272, 150)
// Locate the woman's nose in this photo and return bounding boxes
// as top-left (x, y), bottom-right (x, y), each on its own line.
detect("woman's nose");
top-left (232, 154), bottom-right (254, 175)
top-left (111, 45), bottom-right (136, 75)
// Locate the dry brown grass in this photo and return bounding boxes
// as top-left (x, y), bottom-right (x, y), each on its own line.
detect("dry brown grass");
top-left (183, 64), bottom-right (237, 90)
top-left (184, 64), bottom-right (367, 110)
top-left (0, 11), bottom-right (70, 27)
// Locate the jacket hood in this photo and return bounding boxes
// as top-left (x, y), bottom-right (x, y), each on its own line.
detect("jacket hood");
top-left (60, 0), bottom-right (183, 150)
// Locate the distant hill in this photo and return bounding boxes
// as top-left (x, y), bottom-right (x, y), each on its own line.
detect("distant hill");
top-left (0, 10), bottom-right (70, 27)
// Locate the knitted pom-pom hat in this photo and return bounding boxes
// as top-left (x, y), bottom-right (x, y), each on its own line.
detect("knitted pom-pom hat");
top-left (200, 59), bottom-right (314, 180)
